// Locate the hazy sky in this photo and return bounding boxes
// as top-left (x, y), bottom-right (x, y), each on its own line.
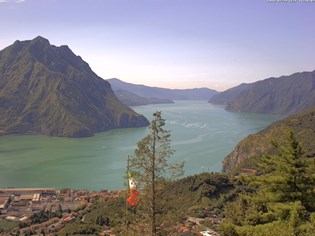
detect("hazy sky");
top-left (0, 0), bottom-right (314, 91)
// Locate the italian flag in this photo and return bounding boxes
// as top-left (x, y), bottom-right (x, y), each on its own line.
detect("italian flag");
top-left (127, 172), bottom-right (140, 206)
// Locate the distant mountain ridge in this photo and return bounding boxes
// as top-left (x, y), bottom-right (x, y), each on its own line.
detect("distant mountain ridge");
top-left (108, 78), bottom-right (218, 101)
top-left (210, 71), bottom-right (315, 115)
top-left (209, 83), bottom-right (251, 105)
top-left (0, 36), bottom-right (149, 137)
top-left (113, 89), bottom-right (174, 106)
top-left (222, 107), bottom-right (315, 174)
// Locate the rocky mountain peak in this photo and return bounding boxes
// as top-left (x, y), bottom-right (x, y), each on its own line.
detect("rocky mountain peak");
top-left (0, 37), bottom-right (149, 137)
top-left (31, 36), bottom-right (51, 45)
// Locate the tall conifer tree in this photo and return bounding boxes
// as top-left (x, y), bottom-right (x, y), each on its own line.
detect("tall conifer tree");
top-left (129, 111), bottom-right (184, 235)
top-left (223, 130), bottom-right (315, 235)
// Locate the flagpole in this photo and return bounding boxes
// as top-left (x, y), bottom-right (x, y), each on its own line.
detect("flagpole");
top-left (125, 155), bottom-right (130, 229)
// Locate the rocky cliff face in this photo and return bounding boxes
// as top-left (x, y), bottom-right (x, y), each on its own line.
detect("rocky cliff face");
top-left (222, 107), bottom-right (315, 174)
top-left (0, 36), bottom-right (149, 137)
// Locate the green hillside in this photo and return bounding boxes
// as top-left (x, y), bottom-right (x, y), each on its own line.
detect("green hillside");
top-left (223, 107), bottom-right (315, 174)
top-left (0, 36), bottom-right (149, 137)
top-left (59, 173), bottom-right (239, 235)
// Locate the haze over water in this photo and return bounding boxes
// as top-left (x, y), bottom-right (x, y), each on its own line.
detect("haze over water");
top-left (0, 101), bottom-right (284, 191)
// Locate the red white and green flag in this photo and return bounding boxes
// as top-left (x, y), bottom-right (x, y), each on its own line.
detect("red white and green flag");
top-left (127, 172), bottom-right (140, 206)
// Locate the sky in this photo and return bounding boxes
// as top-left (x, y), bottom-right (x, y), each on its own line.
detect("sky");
top-left (0, 0), bottom-right (314, 91)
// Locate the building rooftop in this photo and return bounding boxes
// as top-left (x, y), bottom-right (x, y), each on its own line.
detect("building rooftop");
top-left (0, 188), bottom-right (56, 193)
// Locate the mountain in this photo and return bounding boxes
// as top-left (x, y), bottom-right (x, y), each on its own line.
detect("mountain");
top-left (225, 71), bottom-right (315, 115)
top-left (0, 36), bottom-right (149, 138)
top-left (108, 78), bottom-right (218, 101)
top-left (222, 107), bottom-right (315, 174)
top-left (113, 89), bottom-right (174, 106)
top-left (209, 83), bottom-right (251, 105)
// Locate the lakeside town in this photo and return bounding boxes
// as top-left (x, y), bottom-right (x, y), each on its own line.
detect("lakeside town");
top-left (0, 187), bottom-right (122, 235)
top-left (0, 187), bottom-right (222, 235)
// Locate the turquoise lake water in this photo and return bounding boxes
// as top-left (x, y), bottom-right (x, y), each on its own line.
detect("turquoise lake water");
top-left (0, 101), bottom-right (284, 190)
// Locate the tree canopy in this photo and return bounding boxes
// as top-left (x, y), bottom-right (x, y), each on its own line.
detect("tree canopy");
top-left (128, 111), bottom-right (184, 235)
top-left (222, 130), bottom-right (315, 235)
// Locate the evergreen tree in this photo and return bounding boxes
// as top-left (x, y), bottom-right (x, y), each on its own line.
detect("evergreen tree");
top-left (223, 130), bottom-right (315, 235)
top-left (251, 130), bottom-right (315, 212)
top-left (129, 111), bottom-right (184, 235)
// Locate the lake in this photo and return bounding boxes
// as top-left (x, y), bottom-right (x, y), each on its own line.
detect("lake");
top-left (0, 101), bottom-right (284, 190)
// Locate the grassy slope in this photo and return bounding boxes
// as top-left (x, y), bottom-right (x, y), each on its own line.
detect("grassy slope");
top-left (223, 107), bottom-right (315, 174)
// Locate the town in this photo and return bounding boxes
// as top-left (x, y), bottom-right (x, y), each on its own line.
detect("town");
top-left (0, 187), bottom-right (121, 235)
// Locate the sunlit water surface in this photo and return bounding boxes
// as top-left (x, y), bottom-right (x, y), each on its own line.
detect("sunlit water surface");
top-left (0, 101), bottom-right (284, 190)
